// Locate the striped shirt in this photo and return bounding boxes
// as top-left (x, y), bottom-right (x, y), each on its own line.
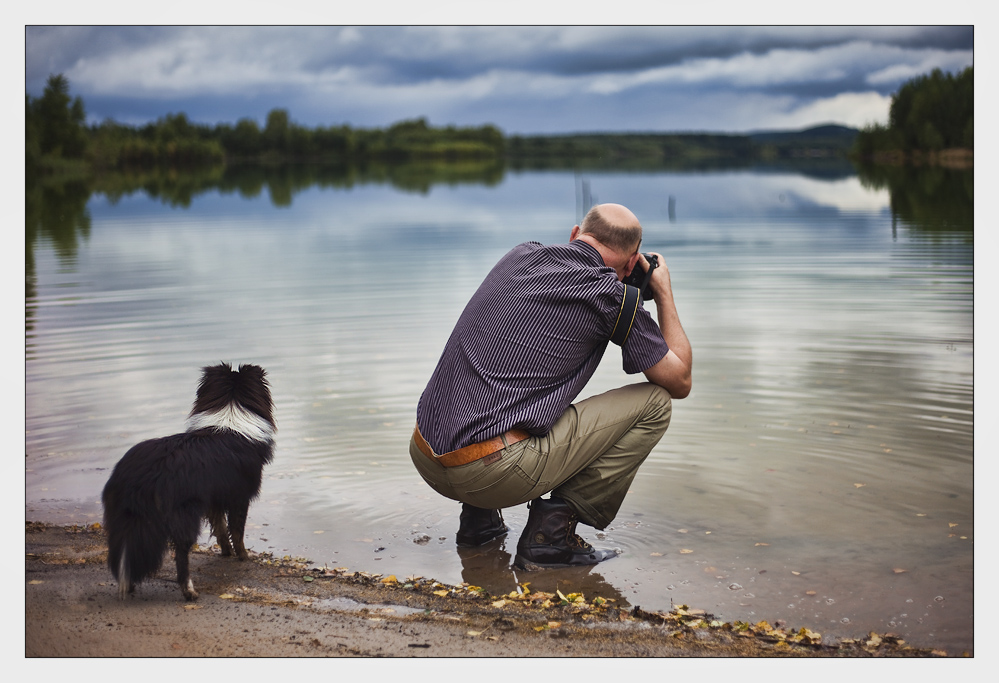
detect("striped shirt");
top-left (417, 239), bottom-right (669, 454)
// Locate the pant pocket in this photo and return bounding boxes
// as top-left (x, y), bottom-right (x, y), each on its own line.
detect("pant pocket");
top-left (456, 441), bottom-right (549, 509)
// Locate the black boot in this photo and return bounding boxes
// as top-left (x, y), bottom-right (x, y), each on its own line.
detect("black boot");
top-left (514, 497), bottom-right (618, 569)
top-left (456, 503), bottom-right (509, 547)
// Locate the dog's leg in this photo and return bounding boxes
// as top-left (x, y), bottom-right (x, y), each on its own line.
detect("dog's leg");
top-left (227, 503), bottom-right (251, 560)
top-left (208, 509), bottom-right (234, 556)
top-left (174, 540), bottom-right (199, 601)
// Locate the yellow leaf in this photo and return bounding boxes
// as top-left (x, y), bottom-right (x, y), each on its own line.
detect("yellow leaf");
top-left (184, 604), bottom-right (202, 610)
top-left (679, 549), bottom-right (693, 554)
top-left (219, 593), bottom-right (235, 599)
top-left (492, 599), bottom-right (508, 608)
top-left (381, 575), bottom-right (398, 584)
top-left (916, 513), bottom-right (927, 517)
top-left (548, 621), bottom-right (562, 628)
top-left (949, 523), bottom-right (958, 528)
top-left (556, 589), bottom-right (567, 601)
top-left (854, 483), bottom-right (865, 488)
top-left (678, 529), bottom-right (688, 533)
top-left (791, 571), bottom-right (801, 576)
top-left (313, 530), bottom-right (324, 534)
top-left (806, 590), bottom-right (817, 596)
top-left (467, 630), bottom-right (482, 636)
top-left (28, 580), bottom-right (43, 585)
top-left (650, 552), bottom-right (663, 556)
top-left (433, 590), bottom-right (449, 597)
top-left (893, 568), bottom-right (907, 574)
top-left (755, 542), bottom-right (770, 547)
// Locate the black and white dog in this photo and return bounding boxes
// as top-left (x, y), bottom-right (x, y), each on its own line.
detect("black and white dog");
top-left (101, 363), bottom-right (275, 601)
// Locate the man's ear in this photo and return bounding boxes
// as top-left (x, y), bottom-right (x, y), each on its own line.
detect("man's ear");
top-left (570, 225), bottom-right (581, 241)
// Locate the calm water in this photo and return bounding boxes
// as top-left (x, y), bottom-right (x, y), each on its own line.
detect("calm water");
top-left (25, 166), bottom-right (974, 654)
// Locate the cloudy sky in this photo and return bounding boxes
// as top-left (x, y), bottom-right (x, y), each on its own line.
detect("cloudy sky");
top-left (24, 25), bottom-right (974, 135)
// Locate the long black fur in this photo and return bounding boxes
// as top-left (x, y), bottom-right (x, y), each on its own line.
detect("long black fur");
top-left (101, 363), bottom-right (275, 601)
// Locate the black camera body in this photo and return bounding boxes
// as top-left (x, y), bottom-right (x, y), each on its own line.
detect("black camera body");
top-left (622, 253), bottom-right (659, 300)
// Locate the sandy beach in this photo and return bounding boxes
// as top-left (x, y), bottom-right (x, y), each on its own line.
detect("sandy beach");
top-left (25, 522), bottom-right (955, 659)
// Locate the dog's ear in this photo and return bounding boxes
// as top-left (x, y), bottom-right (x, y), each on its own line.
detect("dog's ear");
top-left (237, 364), bottom-right (266, 380)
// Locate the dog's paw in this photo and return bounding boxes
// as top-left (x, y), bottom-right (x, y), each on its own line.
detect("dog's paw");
top-left (183, 579), bottom-right (199, 601)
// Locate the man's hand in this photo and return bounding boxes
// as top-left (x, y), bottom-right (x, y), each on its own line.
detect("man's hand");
top-left (639, 252), bottom-right (692, 399)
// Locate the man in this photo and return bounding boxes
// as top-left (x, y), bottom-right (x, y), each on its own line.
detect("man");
top-left (410, 203), bottom-right (692, 569)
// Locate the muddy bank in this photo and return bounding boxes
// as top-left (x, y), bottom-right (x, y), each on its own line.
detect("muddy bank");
top-left (25, 523), bottom-right (953, 658)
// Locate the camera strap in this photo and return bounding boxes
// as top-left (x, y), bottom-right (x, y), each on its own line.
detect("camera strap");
top-left (610, 284), bottom-right (641, 346)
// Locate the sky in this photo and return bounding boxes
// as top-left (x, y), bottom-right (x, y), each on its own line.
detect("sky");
top-left (24, 25), bottom-right (975, 136)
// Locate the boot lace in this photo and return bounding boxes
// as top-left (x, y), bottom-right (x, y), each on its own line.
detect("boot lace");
top-left (566, 515), bottom-right (594, 551)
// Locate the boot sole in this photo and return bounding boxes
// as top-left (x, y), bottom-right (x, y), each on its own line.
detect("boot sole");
top-left (513, 552), bottom-right (617, 570)
top-left (455, 527), bottom-right (508, 548)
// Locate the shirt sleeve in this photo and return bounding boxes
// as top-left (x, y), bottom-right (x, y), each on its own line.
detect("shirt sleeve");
top-left (621, 305), bottom-right (669, 374)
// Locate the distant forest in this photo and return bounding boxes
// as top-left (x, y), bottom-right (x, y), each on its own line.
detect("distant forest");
top-left (27, 67), bottom-right (971, 176)
top-left (853, 66), bottom-right (973, 163)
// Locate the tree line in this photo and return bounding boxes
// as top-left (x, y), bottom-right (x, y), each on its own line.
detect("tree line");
top-left (852, 66), bottom-right (973, 162)
top-left (28, 67), bottom-right (971, 176)
top-left (27, 75), bottom-right (506, 173)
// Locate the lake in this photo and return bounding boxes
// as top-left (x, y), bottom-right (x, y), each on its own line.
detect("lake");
top-left (25, 162), bottom-right (974, 654)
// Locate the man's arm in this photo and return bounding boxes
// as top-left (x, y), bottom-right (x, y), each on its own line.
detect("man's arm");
top-left (639, 252), bottom-right (692, 398)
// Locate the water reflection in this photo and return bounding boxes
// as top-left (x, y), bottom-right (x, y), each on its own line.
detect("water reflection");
top-left (856, 163), bottom-right (973, 236)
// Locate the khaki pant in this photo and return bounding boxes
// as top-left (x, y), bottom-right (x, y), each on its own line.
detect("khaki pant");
top-left (410, 382), bottom-right (672, 529)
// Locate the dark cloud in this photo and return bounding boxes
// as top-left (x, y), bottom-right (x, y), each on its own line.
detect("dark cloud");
top-left (24, 26), bottom-right (974, 133)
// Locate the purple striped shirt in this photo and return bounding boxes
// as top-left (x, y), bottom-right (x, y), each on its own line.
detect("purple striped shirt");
top-left (417, 240), bottom-right (669, 453)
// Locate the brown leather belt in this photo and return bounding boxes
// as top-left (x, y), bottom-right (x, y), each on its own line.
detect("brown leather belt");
top-left (413, 424), bottom-right (530, 468)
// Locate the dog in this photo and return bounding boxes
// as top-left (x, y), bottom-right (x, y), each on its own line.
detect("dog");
top-left (101, 362), bottom-right (275, 601)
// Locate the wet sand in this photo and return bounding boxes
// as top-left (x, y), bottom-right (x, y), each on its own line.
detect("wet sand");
top-left (25, 522), bottom-right (951, 658)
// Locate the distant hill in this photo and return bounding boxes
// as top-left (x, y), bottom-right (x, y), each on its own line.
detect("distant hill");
top-left (749, 124), bottom-right (859, 147)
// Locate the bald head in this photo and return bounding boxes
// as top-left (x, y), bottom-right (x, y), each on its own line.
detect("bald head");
top-left (579, 203), bottom-right (642, 255)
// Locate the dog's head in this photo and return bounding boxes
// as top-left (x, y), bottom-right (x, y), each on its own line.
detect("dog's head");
top-left (187, 362), bottom-right (276, 440)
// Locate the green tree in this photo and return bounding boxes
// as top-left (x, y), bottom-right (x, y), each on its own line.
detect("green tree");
top-left (28, 74), bottom-right (88, 159)
top-left (263, 109), bottom-right (290, 153)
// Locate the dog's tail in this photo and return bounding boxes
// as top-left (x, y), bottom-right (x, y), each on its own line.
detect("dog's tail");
top-left (103, 489), bottom-right (170, 600)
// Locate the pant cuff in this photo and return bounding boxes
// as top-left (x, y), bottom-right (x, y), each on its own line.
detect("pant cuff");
top-left (552, 490), bottom-right (610, 530)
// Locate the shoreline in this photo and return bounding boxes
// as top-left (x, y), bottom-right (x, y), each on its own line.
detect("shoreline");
top-left (25, 522), bottom-right (957, 658)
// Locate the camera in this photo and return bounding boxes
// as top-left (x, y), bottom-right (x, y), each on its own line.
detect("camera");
top-left (622, 253), bottom-right (659, 300)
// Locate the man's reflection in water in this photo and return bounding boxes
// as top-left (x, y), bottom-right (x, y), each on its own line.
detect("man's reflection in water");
top-left (456, 541), bottom-right (628, 608)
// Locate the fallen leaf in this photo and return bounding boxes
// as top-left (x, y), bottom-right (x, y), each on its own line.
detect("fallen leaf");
top-left (679, 549), bottom-right (693, 554)
top-left (219, 593), bottom-right (235, 599)
top-left (893, 568), bottom-right (908, 574)
top-left (949, 523), bottom-right (958, 528)
top-left (183, 604), bottom-right (202, 610)
top-left (28, 580), bottom-right (43, 585)
top-left (791, 571), bottom-right (801, 576)
top-left (650, 552), bottom-right (663, 557)
top-left (433, 590), bottom-right (449, 597)
top-left (467, 630), bottom-right (482, 636)
top-left (678, 529), bottom-right (688, 533)
top-left (806, 590), bottom-right (817, 596)
top-left (492, 599), bottom-right (508, 608)
top-left (380, 575), bottom-right (398, 584)
top-left (854, 483), bottom-right (865, 488)
top-left (303, 576), bottom-right (314, 582)
top-left (755, 542), bottom-right (770, 547)
top-left (313, 530), bottom-right (324, 534)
